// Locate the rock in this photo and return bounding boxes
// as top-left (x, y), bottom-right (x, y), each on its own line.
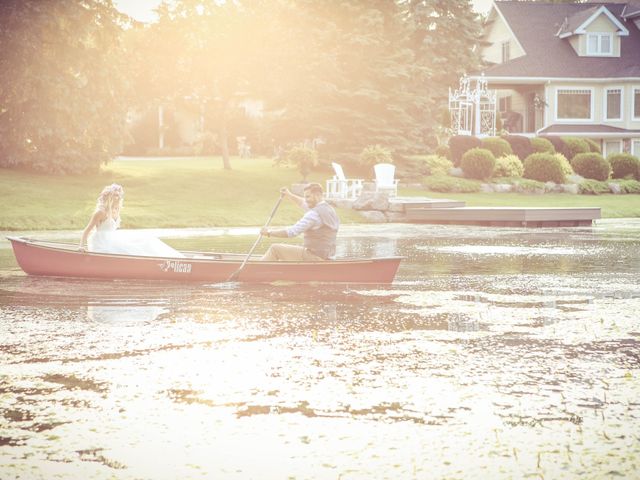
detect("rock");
top-left (450, 167), bottom-right (464, 177)
top-left (352, 193), bottom-right (374, 210)
top-left (358, 210), bottom-right (387, 223)
top-left (385, 212), bottom-right (407, 222)
top-left (330, 199), bottom-right (355, 209)
top-left (544, 182), bottom-right (563, 193)
top-left (493, 183), bottom-right (513, 193)
top-left (480, 183), bottom-right (494, 193)
top-left (362, 181), bottom-right (376, 192)
top-left (370, 193), bottom-right (390, 211)
top-left (567, 174), bottom-right (584, 184)
top-left (562, 184), bottom-right (579, 194)
top-left (387, 202), bottom-right (405, 213)
top-left (609, 182), bottom-right (622, 194)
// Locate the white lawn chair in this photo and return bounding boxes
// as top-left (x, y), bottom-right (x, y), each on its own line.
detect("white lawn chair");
top-left (374, 163), bottom-right (398, 197)
top-left (326, 162), bottom-right (364, 200)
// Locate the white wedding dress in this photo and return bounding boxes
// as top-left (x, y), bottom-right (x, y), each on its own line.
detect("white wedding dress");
top-left (88, 217), bottom-right (184, 258)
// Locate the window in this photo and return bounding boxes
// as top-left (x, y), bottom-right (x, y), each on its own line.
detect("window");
top-left (501, 41), bottom-right (510, 63)
top-left (556, 89), bottom-right (592, 120)
top-left (633, 140), bottom-right (640, 157)
top-left (586, 33), bottom-right (613, 55)
top-left (605, 88), bottom-right (622, 120)
top-left (634, 88), bottom-right (640, 120)
top-left (499, 95), bottom-right (512, 113)
top-left (604, 140), bottom-right (621, 157)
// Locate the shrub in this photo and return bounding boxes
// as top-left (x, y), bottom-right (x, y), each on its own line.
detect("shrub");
top-left (585, 138), bottom-right (601, 153)
top-left (515, 178), bottom-right (546, 194)
top-left (523, 152), bottom-right (566, 184)
top-left (579, 179), bottom-right (610, 195)
top-left (493, 154), bottom-right (524, 178)
top-left (571, 152), bottom-right (610, 181)
top-left (286, 146), bottom-right (318, 181)
top-left (539, 135), bottom-right (565, 156)
top-left (423, 175), bottom-right (482, 193)
top-left (560, 136), bottom-right (590, 161)
top-left (553, 153), bottom-right (574, 177)
top-left (617, 179), bottom-right (640, 194)
top-left (449, 135), bottom-right (481, 166)
top-left (434, 144), bottom-right (451, 159)
top-left (531, 137), bottom-right (555, 154)
top-left (359, 144), bottom-right (393, 169)
top-left (422, 155), bottom-right (454, 176)
top-left (481, 137), bottom-right (513, 158)
top-left (608, 153), bottom-right (640, 180)
top-left (502, 135), bottom-right (533, 161)
top-left (461, 148), bottom-right (496, 180)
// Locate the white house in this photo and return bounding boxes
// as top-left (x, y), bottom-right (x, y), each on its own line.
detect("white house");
top-left (473, 0), bottom-right (640, 157)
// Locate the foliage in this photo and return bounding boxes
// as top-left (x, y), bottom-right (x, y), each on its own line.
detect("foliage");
top-left (553, 153), bottom-right (574, 177)
top-left (435, 144), bottom-right (451, 160)
top-left (481, 137), bottom-right (513, 159)
top-left (514, 178), bottom-right (546, 193)
top-left (539, 136), bottom-right (565, 156)
top-left (616, 179), bottom-right (640, 194)
top-left (461, 148), bottom-right (496, 180)
top-left (423, 175), bottom-right (482, 193)
top-left (286, 146), bottom-right (318, 181)
top-left (579, 179), bottom-right (611, 195)
top-left (449, 135), bottom-right (482, 166)
top-left (584, 138), bottom-right (601, 153)
top-left (359, 145), bottom-right (393, 169)
top-left (571, 153), bottom-right (611, 181)
top-left (422, 155), bottom-right (454, 176)
top-left (0, 0), bottom-right (129, 174)
top-left (523, 153), bottom-right (566, 184)
top-left (608, 153), bottom-right (640, 180)
top-left (530, 137), bottom-right (555, 154)
top-left (502, 135), bottom-right (532, 161)
top-left (494, 155), bottom-right (524, 178)
top-left (560, 136), bottom-right (590, 161)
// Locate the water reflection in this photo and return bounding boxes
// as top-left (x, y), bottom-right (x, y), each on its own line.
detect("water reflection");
top-left (0, 222), bottom-right (639, 479)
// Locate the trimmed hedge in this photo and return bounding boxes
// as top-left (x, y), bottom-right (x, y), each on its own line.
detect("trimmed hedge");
top-left (560, 136), bottom-right (590, 161)
top-left (494, 154), bottom-right (524, 178)
top-left (461, 148), bottom-right (496, 180)
top-left (571, 152), bottom-right (610, 181)
top-left (539, 136), bottom-right (565, 156)
top-left (531, 137), bottom-right (555, 154)
top-left (523, 152), bottom-right (566, 184)
top-left (422, 155), bottom-right (454, 176)
top-left (449, 135), bottom-right (481, 166)
top-left (481, 137), bottom-right (513, 158)
top-left (608, 153), bottom-right (640, 180)
top-left (423, 175), bottom-right (482, 193)
top-left (502, 135), bottom-right (533, 161)
top-left (579, 179), bottom-right (610, 195)
top-left (553, 153), bottom-right (574, 177)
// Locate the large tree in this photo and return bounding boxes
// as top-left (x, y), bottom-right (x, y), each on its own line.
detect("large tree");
top-left (0, 0), bottom-right (130, 173)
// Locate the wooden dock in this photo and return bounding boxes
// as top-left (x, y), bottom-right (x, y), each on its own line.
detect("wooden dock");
top-left (388, 197), bottom-right (466, 212)
top-left (405, 207), bottom-right (601, 227)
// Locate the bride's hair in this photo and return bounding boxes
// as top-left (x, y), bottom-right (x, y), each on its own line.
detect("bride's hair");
top-left (96, 183), bottom-right (124, 220)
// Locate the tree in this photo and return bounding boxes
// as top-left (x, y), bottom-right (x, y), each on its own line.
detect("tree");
top-left (0, 1), bottom-right (130, 173)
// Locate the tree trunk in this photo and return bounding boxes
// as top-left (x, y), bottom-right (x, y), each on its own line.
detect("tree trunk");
top-left (220, 102), bottom-right (231, 170)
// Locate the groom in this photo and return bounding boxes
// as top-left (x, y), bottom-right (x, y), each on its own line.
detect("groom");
top-left (260, 183), bottom-right (339, 261)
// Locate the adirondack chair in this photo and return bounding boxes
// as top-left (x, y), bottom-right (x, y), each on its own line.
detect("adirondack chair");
top-left (374, 163), bottom-right (398, 197)
top-left (326, 162), bottom-right (364, 200)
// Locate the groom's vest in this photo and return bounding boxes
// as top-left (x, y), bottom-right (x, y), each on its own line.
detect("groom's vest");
top-left (303, 202), bottom-right (339, 259)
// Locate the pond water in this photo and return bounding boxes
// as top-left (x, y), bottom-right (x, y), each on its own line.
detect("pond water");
top-left (1, 221), bottom-right (639, 479)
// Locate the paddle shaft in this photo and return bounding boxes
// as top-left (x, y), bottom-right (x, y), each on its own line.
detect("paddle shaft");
top-left (227, 193), bottom-right (285, 281)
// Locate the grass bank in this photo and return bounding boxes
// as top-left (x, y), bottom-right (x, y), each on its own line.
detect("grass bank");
top-left (1, 156), bottom-right (640, 230)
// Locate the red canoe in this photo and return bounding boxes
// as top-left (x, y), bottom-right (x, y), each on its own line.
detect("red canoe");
top-left (7, 236), bottom-right (402, 284)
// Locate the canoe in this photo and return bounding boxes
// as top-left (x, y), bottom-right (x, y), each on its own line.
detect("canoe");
top-left (7, 236), bottom-right (403, 284)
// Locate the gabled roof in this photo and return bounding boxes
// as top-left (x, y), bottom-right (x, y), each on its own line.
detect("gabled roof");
top-left (539, 124), bottom-right (640, 135)
top-left (478, 2), bottom-right (640, 79)
top-left (557, 5), bottom-right (629, 38)
top-left (622, 1), bottom-right (640, 19)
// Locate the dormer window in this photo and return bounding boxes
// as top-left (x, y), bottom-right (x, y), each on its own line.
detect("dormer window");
top-left (586, 33), bottom-right (613, 55)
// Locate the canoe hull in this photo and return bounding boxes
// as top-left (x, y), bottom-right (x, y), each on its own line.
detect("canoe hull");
top-left (8, 237), bottom-right (402, 284)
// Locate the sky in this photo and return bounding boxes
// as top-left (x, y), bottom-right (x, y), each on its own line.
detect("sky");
top-left (114, 0), bottom-right (495, 23)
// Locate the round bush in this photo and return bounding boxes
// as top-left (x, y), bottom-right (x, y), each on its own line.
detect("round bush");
top-left (422, 154), bottom-right (453, 176)
top-left (493, 154), bottom-right (524, 178)
top-left (531, 137), bottom-right (555, 154)
top-left (552, 153), bottom-right (573, 177)
top-left (449, 135), bottom-right (481, 166)
top-left (461, 148), bottom-right (496, 180)
top-left (571, 152), bottom-right (611, 181)
top-left (523, 152), bottom-right (566, 184)
top-left (502, 135), bottom-right (533, 161)
top-left (560, 136), bottom-right (590, 161)
top-left (585, 138), bottom-right (601, 153)
top-left (481, 137), bottom-right (513, 158)
top-left (539, 135), bottom-right (565, 155)
top-left (359, 145), bottom-right (392, 169)
top-left (608, 153), bottom-right (640, 180)
top-left (286, 146), bottom-right (318, 181)
top-left (434, 144), bottom-right (450, 160)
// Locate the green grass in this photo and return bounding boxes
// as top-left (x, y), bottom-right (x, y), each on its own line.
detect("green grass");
top-left (1, 156), bottom-right (640, 230)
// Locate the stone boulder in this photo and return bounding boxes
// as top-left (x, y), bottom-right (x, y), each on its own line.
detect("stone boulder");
top-left (609, 182), bottom-right (622, 194)
top-left (562, 184), bottom-right (579, 194)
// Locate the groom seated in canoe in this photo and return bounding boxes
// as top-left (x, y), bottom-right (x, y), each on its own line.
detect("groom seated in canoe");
top-left (260, 183), bottom-right (339, 261)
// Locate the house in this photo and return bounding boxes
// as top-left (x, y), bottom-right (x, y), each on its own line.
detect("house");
top-left (474, 0), bottom-right (640, 157)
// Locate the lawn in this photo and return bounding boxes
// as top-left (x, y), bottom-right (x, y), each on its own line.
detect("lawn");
top-left (1, 156), bottom-right (640, 230)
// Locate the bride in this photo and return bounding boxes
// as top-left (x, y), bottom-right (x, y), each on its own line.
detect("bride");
top-left (79, 183), bottom-right (184, 258)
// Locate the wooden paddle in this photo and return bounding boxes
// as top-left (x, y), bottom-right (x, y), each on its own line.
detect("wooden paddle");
top-left (227, 192), bottom-right (285, 282)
